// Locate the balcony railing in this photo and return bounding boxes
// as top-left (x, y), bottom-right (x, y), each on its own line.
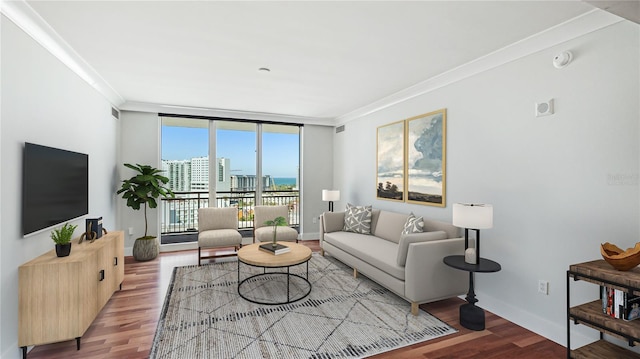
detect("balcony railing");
top-left (161, 190), bottom-right (299, 234)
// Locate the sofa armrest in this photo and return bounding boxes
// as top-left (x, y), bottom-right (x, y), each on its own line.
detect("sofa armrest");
top-left (404, 237), bottom-right (467, 303)
top-left (396, 231), bottom-right (448, 266)
top-left (321, 211), bottom-right (345, 233)
top-left (320, 211), bottom-right (345, 247)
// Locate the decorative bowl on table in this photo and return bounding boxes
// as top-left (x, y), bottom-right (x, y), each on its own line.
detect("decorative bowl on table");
top-left (601, 242), bottom-right (640, 271)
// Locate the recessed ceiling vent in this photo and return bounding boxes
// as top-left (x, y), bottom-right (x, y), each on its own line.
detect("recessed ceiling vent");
top-left (111, 107), bottom-right (120, 120)
top-left (336, 125), bottom-right (345, 133)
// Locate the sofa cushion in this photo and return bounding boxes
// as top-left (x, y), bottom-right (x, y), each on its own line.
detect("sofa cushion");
top-left (401, 213), bottom-right (424, 235)
top-left (370, 209), bottom-right (381, 233)
top-left (323, 231), bottom-right (405, 280)
top-left (372, 211), bottom-right (409, 244)
top-left (343, 203), bottom-right (373, 234)
top-left (396, 231), bottom-right (448, 266)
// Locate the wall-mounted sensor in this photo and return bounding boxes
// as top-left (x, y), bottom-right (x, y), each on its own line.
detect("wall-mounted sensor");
top-left (553, 51), bottom-right (572, 69)
top-left (535, 99), bottom-right (554, 117)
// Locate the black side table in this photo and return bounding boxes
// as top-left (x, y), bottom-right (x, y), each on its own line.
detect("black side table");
top-left (443, 255), bottom-right (501, 331)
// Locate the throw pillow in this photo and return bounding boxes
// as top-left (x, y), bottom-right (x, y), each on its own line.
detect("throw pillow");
top-left (343, 203), bottom-right (373, 234)
top-left (401, 213), bottom-right (424, 235)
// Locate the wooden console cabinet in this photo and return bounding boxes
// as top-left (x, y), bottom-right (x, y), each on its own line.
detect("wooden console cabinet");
top-left (18, 230), bottom-right (124, 357)
top-left (567, 260), bottom-right (640, 359)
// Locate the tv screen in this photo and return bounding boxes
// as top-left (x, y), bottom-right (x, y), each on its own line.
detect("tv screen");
top-left (22, 143), bottom-right (89, 236)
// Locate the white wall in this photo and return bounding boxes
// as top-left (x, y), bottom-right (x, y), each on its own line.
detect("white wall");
top-left (117, 111), bottom-right (162, 252)
top-left (301, 125), bottom-right (334, 239)
top-left (0, 16), bottom-right (119, 358)
top-left (334, 20), bottom-right (639, 346)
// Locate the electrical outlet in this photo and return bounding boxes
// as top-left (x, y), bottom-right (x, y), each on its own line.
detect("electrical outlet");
top-left (313, 216), bottom-right (317, 224)
top-left (128, 227), bottom-right (134, 235)
top-left (538, 280), bottom-right (549, 295)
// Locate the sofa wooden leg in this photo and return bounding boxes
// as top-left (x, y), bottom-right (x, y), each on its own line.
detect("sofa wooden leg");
top-left (198, 247), bottom-right (201, 266)
top-left (320, 249), bottom-right (325, 256)
top-left (411, 302), bottom-right (419, 316)
top-left (353, 268), bottom-right (358, 278)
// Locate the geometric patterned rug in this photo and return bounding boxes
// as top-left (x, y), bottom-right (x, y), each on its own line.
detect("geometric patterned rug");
top-left (150, 254), bottom-right (456, 358)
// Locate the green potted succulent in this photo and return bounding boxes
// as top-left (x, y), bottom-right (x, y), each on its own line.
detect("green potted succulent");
top-left (264, 216), bottom-right (287, 248)
top-left (51, 222), bottom-right (78, 257)
top-left (117, 163), bottom-right (174, 261)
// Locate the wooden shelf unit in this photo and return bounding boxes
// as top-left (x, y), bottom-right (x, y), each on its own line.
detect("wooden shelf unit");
top-left (567, 260), bottom-right (640, 359)
top-left (18, 231), bottom-right (124, 357)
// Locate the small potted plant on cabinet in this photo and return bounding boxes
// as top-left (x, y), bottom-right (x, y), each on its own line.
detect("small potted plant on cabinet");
top-left (117, 163), bottom-right (174, 261)
top-left (51, 223), bottom-right (78, 257)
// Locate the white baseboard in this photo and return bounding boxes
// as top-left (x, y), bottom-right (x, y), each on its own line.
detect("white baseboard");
top-left (474, 292), bottom-right (596, 349)
top-left (159, 241), bottom-right (198, 253)
top-left (299, 232), bottom-right (319, 240)
top-left (3, 341), bottom-right (28, 359)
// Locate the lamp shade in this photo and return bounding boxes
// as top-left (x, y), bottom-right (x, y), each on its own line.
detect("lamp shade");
top-left (322, 190), bottom-right (340, 202)
top-left (452, 203), bottom-right (493, 229)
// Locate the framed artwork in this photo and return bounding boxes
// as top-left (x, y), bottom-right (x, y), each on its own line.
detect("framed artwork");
top-left (376, 120), bottom-right (404, 201)
top-left (405, 109), bottom-right (446, 207)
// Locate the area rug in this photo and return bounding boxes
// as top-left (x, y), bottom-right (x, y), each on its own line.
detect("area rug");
top-left (150, 254), bottom-right (456, 358)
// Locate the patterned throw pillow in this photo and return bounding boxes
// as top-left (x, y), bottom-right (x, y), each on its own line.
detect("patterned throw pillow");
top-left (343, 203), bottom-right (373, 234)
top-left (401, 212), bottom-right (424, 235)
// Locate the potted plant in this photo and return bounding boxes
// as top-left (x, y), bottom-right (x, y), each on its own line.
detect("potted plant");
top-left (264, 216), bottom-right (287, 248)
top-left (117, 163), bottom-right (174, 261)
top-left (51, 222), bottom-right (78, 257)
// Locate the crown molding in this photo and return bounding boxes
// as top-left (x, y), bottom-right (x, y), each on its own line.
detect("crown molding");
top-left (1, 0), bottom-right (125, 107)
top-left (334, 9), bottom-right (624, 125)
top-left (121, 101), bottom-right (334, 126)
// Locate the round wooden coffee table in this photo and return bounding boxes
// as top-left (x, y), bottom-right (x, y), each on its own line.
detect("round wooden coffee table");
top-left (237, 242), bottom-right (312, 305)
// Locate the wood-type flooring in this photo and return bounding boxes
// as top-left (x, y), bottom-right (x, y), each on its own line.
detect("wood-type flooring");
top-left (26, 240), bottom-right (566, 358)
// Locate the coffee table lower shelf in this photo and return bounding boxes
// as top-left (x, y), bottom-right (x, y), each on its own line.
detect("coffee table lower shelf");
top-left (237, 261), bottom-right (311, 305)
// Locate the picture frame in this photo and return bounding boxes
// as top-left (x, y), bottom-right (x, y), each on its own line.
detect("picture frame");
top-left (405, 109), bottom-right (446, 207)
top-left (376, 120), bottom-right (405, 201)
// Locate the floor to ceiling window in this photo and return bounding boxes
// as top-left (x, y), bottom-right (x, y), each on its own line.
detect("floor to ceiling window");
top-left (160, 116), bottom-right (301, 244)
top-left (262, 124), bottom-right (301, 227)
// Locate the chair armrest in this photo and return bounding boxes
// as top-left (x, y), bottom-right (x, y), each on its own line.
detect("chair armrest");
top-left (404, 237), bottom-right (467, 302)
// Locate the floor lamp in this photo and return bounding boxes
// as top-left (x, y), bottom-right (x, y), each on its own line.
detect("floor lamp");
top-left (322, 190), bottom-right (340, 212)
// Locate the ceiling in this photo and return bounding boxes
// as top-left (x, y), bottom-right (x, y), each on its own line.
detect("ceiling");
top-left (20, 1), bottom-right (613, 122)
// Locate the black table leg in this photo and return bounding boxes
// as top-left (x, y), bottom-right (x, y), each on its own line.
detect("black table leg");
top-left (22, 346), bottom-right (27, 359)
top-left (287, 266), bottom-right (290, 302)
top-left (460, 272), bottom-right (485, 331)
top-left (465, 272), bottom-right (478, 305)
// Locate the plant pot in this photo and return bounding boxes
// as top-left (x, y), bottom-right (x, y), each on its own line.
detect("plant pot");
top-left (55, 243), bottom-right (72, 257)
top-left (133, 236), bottom-right (159, 261)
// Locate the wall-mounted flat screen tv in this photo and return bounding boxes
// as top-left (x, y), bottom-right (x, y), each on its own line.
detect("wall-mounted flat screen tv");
top-left (22, 142), bottom-right (89, 236)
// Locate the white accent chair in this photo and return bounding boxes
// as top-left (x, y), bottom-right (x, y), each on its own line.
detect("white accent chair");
top-left (253, 205), bottom-right (299, 243)
top-left (197, 207), bottom-right (242, 265)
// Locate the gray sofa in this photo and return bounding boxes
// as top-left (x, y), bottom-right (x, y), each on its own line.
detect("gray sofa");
top-left (320, 208), bottom-right (467, 315)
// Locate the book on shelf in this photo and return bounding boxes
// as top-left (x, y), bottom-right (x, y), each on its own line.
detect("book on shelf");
top-left (601, 286), bottom-right (640, 321)
top-left (259, 243), bottom-right (291, 255)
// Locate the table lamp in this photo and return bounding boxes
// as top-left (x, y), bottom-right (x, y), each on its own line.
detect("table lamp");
top-left (452, 203), bottom-right (493, 264)
top-left (322, 190), bottom-right (340, 212)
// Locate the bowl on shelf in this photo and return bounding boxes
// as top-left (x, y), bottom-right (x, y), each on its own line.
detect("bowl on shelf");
top-left (601, 242), bottom-right (640, 271)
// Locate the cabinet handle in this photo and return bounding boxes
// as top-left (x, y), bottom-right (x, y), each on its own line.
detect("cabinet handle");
top-left (99, 269), bottom-right (105, 282)
top-left (114, 257), bottom-right (118, 266)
